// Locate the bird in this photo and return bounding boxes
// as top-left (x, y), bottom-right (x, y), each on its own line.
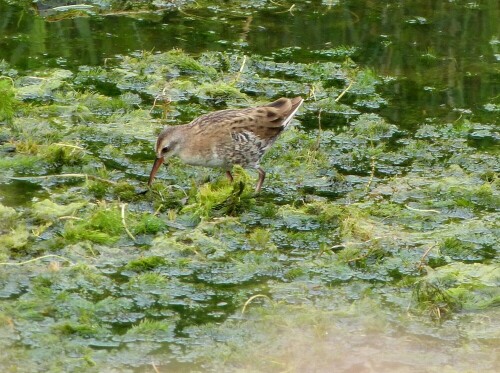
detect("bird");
top-left (148, 96), bottom-right (304, 193)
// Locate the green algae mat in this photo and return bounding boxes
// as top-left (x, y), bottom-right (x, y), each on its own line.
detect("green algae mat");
top-left (1, 49), bottom-right (498, 372)
top-left (0, 2), bottom-right (499, 370)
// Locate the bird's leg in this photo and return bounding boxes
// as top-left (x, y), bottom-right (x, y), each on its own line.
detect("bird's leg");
top-left (255, 167), bottom-right (266, 193)
top-left (226, 170), bottom-right (234, 183)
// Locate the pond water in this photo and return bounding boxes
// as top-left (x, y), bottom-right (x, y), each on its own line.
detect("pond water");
top-left (0, 0), bottom-right (498, 372)
top-left (1, 0), bottom-right (499, 128)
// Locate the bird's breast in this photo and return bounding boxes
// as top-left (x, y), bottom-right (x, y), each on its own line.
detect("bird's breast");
top-left (177, 145), bottom-right (227, 168)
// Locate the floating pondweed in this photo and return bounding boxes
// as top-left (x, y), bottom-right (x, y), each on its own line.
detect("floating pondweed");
top-left (0, 42), bottom-right (498, 371)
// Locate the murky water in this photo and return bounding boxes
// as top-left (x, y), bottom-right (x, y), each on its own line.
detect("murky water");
top-left (1, 0), bottom-right (498, 128)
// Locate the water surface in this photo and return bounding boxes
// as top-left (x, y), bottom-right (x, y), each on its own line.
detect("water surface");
top-left (1, 0), bottom-right (498, 128)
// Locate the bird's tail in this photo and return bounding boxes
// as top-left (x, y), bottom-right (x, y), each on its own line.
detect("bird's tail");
top-left (266, 96), bottom-right (304, 128)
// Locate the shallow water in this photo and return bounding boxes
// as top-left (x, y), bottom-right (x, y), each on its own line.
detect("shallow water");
top-left (0, 1), bottom-right (498, 371)
top-left (1, 0), bottom-right (498, 128)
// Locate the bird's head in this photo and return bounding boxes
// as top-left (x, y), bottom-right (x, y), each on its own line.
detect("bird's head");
top-left (148, 126), bottom-right (181, 187)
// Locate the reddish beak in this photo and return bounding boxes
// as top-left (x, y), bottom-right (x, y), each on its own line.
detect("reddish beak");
top-left (148, 157), bottom-right (164, 187)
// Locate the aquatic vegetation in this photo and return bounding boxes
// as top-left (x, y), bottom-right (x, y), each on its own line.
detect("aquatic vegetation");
top-left (248, 227), bottom-right (272, 249)
top-left (196, 81), bottom-right (246, 103)
top-left (0, 78), bottom-right (15, 123)
top-left (32, 199), bottom-right (86, 221)
top-left (61, 206), bottom-right (125, 245)
top-left (133, 214), bottom-right (167, 235)
top-left (414, 263), bottom-right (500, 316)
top-left (0, 203), bottom-right (18, 229)
top-left (0, 225), bottom-right (29, 252)
top-left (162, 49), bottom-right (218, 78)
top-left (0, 45), bottom-right (498, 371)
top-left (125, 256), bottom-right (167, 272)
top-left (180, 172), bottom-right (255, 219)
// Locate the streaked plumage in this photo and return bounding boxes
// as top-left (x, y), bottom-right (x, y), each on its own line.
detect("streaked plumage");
top-left (148, 96), bottom-right (304, 193)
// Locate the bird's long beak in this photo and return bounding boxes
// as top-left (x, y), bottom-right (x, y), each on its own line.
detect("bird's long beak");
top-left (148, 157), bottom-right (164, 187)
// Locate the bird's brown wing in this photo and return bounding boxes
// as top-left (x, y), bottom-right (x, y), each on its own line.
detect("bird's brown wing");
top-left (188, 97), bottom-right (303, 141)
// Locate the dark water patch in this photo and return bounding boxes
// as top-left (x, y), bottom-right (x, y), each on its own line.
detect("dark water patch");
top-left (468, 125), bottom-right (500, 150)
top-left (0, 179), bottom-right (49, 206)
top-left (1, 0), bottom-right (498, 129)
top-left (74, 76), bottom-right (122, 97)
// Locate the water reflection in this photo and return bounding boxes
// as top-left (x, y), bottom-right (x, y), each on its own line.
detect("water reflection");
top-left (0, 179), bottom-right (48, 206)
top-left (0, 0), bottom-right (498, 127)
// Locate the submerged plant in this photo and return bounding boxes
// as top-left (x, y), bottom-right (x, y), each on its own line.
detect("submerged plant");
top-left (123, 319), bottom-right (174, 342)
top-left (32, 199), bottom-right (86, 221)
top-left (0, 78), bottom-right (16, 123)
top-left (413, 263), bottom-right (500, 318)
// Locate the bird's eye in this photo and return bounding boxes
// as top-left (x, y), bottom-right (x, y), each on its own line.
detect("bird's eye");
top-left (161, 146), bottom-right (169, 154)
